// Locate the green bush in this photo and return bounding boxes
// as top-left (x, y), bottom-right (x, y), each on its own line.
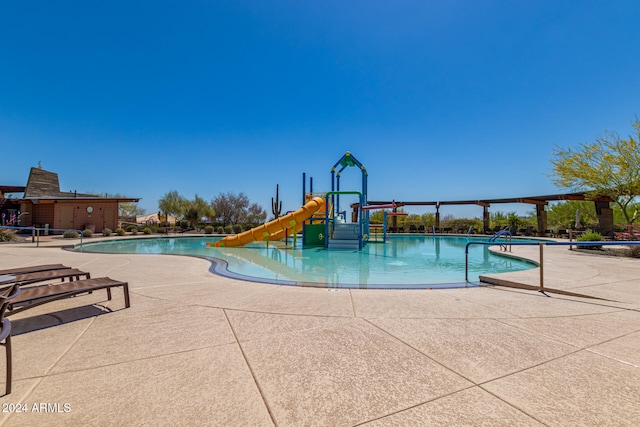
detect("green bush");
top-left (0, 229), bottom-right (17, 242)
top-left (217, 226), bottom-right (225, 234)
top-left (131, 228), bottom-right (139, 235)
top-left (204, 225), bottom-right (214, 234)
top-left (63, 231), bottom-right (79, 239)
top-left (115, 228), bottom-right (126, 236)
top-left (82, 229), bottom-right (93, 237)
top-left (232, 224), bottom-right (244, 234)
top-left (143, 227), bottom-right (152, 235)
top-left (126, 225), bottom-right (138, 232)
top-left (224, 225), bottom-right (234, 234)
top-left (103, 228), bottom-right (112, 237)
top-left (577, 231), bottom-right (603, 250)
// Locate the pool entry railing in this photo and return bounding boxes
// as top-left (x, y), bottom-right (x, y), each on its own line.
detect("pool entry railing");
top-left (465, 240), bottom-right (640, 293)
top-left (0, 225), bottom-right (85, 250)
top-left (489, 226), bottom-right (512, 242)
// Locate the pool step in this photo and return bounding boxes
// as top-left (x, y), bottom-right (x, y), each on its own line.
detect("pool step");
top-left (328, 224), bottom-right (361, 250)
top-left (328, 239), bottom-right (360, 250)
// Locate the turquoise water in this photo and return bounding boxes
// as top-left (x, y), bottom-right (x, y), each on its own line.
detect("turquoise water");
top-left (77, 235), bottom-right (537, 289)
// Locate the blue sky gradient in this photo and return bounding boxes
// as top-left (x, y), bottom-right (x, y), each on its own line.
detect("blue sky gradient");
top-left (2, 1), bottom-right (639, 218)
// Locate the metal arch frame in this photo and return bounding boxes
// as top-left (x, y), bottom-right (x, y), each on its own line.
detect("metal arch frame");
top-left (330, 152), bottom-right (369, 235)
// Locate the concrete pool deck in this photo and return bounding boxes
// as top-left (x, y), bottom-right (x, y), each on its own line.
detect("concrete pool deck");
top-left (0, 236), bottom-right (638, 426)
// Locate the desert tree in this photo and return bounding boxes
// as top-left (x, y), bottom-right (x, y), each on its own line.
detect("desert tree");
top-left (550, 118), bottom-right (640, 225)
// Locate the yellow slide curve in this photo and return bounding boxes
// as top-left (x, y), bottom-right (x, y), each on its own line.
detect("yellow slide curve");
top-left (212, 196), bottom-right (325, 247)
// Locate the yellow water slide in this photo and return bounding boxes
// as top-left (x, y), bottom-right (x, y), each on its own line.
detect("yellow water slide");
top-left (212, 196), bottom-right (325, 247)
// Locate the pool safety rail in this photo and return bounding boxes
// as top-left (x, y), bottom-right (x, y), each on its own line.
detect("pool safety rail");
top-left (465, 240), bottom-right (640, 292)
top-left (0, 225), bottom-right (85, 249)
top-left (489, 226), bottom-right (512, 242)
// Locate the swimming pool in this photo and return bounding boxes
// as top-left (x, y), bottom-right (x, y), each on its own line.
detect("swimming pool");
top-left (76, 235), bottom-right (538, 289)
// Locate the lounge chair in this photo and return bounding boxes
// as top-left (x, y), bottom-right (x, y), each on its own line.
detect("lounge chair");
top-left (6, 277), bottom-right (130, 316)
top-left (417, 225), bottom-right (425, 233)
top-left (0, 264), bottom-right (70, 276)
top-left (8, 268), bottom-right (90, 286)
top-left (0, 284), bottom-right (19, 395)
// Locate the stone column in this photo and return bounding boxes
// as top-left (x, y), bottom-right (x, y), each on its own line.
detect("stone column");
top-left (594, 201), bottom-right (614, 236)
top-left (536, 204), bottom-right (547, 236)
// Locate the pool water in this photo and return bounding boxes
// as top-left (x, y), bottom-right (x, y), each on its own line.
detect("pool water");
top-left (77, 235), bottom-right (537, 289)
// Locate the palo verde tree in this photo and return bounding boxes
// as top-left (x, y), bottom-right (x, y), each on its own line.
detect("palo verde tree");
top-left (550, 118), bottom-right (640, 226)
top-left (158, 190), bottom-right (187, 222)
top-left (184, 194), bottom-right (215, 230)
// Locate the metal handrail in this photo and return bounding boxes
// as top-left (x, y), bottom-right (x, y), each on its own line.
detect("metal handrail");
top-left (0, 225), bottom-right (84, 250)
top-left (465, 240), bottom-right (640, 291)
top-left (489, 226), bottom-right (512, 242)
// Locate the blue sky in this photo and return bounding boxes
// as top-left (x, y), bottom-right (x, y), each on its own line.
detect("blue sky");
top-left (1, 1), bottom-right (639, 219)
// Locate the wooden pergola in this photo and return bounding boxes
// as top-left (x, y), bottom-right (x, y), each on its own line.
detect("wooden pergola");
top-left (357, 191), bottom-right (614, 236)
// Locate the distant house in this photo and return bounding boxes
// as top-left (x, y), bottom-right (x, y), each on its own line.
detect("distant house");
top-left (0, 166), bottom-right (140, 233)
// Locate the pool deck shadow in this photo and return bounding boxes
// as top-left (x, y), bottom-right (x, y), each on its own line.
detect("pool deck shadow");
top-left (0, 237), bottom-right (639, 426)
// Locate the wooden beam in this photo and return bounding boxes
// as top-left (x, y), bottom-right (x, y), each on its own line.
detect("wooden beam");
top-left (517, 198), bottom-right (548, 206)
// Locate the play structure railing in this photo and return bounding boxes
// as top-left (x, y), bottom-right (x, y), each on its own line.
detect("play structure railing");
top-left (464, 240), bottom-right (640, 292)
top-left (0, 225), bottom-right (85, 250)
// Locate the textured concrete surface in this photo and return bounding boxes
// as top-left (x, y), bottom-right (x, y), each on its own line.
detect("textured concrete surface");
top-left (0, 236), bottom-right (638, 426)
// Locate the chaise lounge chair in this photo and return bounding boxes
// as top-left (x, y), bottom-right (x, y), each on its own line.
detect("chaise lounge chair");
top-left (6, 277), bottom-right (130, 316)
top-left (0, 284), bottom-right (19, 395)
top-left (0, 264), bottom-right (70, 276)
top-left (7, 268), bottom-right (91, 286)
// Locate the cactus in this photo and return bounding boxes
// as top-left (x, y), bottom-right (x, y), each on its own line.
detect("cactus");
top-left (272, 184), bottom-right (282, 219)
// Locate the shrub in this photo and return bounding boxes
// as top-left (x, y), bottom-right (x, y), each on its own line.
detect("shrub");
top-left (115, 228), bottom-right (126, 236)
top-left (576, 231), bottom-right (603, 250)
top-left (131, 228), bottom-right (139, 235)
top-left (63, 231), bottom-right (79, 239)
top-left (224, 225), bottom-right (234, 234)
top-left (179, 219), bottom-right (190, 229)
top-left (0, 229), bottom-right (17, 242)
top-left (217, 226), bottom-right (225, 234)
top-left (143, 227), bottom-right (152, 235)
top-left (233, 224), bottom-right (244, 234)
top-left (103, 228), bottom-right (112, 237)
top-left (126, 225), bottom-right (138, 232)
top-left (204, 225), bottom-right (214, 234)
top-left (82, 229), bottom-right (93, 237)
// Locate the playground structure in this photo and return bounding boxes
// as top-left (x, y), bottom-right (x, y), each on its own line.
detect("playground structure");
top-left (213, 151), bottom-right (377, 250)
top-left (211, 196), bottom-right (325, 247)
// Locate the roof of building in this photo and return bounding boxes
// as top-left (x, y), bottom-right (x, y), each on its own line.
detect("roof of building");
top-left (1, 166), bottom-right (140, 204)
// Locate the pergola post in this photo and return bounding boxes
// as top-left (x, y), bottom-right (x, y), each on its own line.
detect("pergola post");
top-left (594, 201), bottom-right (614, 236)
top-left (536, 204), bottom-right (548, 236)
top-left (435, 202), bottom-right (441, 232)
top-left (483, 205), bottom-right (490, 233)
